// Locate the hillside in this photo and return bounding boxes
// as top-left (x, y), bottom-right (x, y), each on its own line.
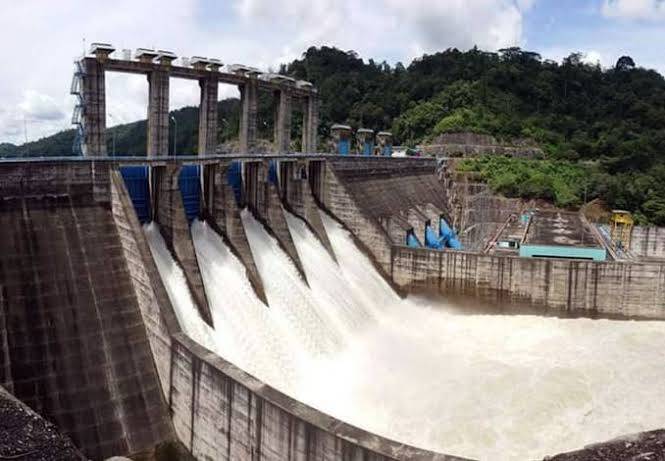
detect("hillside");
top-left (3, 46), bottom-right (665, 223)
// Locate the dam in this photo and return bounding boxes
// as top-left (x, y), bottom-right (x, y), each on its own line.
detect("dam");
top-left (1, 44), bottom-right (665, 461)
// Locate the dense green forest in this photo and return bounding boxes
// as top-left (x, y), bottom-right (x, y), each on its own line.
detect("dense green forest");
top-left (2, 46), bottom-right (665, 223)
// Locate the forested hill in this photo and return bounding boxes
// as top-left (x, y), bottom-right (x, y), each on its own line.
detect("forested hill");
top-left (3, 46), bottom-right (665, 223)
top-left (287, 47), bottom-right (665, 224)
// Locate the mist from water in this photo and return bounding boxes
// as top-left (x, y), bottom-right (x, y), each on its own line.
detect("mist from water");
top-left (146, 212), bottom-right (665, 461)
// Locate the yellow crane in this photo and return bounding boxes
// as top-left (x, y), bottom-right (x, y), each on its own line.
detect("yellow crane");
top-left (609, 210), bottom-right (634, 252)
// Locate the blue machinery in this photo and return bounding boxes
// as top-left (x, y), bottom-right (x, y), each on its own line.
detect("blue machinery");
top-left (435, 216), bottom-right (462, 250)
top-left (406, 228), bottom-right (422, 248)
top-left (407, 216), bottom-right (463, 250)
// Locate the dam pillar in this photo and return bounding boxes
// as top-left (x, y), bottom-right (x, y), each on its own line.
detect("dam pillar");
top-left (274, 88), bottom-right (292, 153)
top-left (153, 164), bottom-right (214, 326)
top-left (301, 93), bottom-right (319, 153)
top-left (239, 78), bottom-right (259, 154)
top-left (280, 160), bottom-right (336, 260)
top-left (245, 160), bottom-right (308, 282)
top-left (147, 70), bottom-right (170, 157)
top-left (202, 162), bottom-right (268, 304)
top-left (81, 57), bottom-right (107, 157)
top-left (198, 76), bottom-right (218, 156)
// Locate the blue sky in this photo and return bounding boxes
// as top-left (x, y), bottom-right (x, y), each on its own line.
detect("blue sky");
top-left (1, 0), bottom-right (663, 144)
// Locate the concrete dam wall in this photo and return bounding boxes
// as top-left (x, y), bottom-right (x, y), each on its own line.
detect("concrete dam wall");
top-left (321, 157), bottom-right (665, 320)
top-left (0, 158), bottom-right (468, 460)
top-left (0, 162), bottom-right (174, 459)
top-left (2, 155), bottom-right (664, 459)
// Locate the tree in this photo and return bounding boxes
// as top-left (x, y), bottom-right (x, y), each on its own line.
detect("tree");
top-left (615, 56), bottom-right (636, 72)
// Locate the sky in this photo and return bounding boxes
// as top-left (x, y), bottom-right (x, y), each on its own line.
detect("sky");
top-left (1, 0), bottom-right (665, 145)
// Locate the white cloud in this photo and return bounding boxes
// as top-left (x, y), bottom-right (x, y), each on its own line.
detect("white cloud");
top-left (19, 91), bottom-right (65, 122)
top-left (581, 50), bottom-right (603, 66)
top-left (602, 0), bottom-right (665, 20)
top-left (0, 0), bottom-right (530, 146)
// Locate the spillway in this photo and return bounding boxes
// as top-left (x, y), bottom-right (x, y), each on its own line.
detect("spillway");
top-left (146, 212), bottom-right (665, 461)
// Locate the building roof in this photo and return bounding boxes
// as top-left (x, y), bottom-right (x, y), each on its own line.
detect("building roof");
top-left (524, 210), bottom-right (602, 248)
top-left (135, 48), bottom-right (158, 59)
top-left (89, 43), bottom-right (115, 54)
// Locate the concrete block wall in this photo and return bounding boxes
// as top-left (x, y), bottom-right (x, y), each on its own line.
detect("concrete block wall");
top-left (0, 162), bottom-right (173, 459)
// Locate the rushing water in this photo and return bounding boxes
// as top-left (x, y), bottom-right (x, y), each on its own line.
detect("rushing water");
top-left (145, 212), bottom-right (665, 461)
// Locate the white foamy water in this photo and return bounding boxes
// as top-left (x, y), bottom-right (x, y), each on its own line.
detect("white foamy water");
top-left (146, 213), bottom-right (665, 461)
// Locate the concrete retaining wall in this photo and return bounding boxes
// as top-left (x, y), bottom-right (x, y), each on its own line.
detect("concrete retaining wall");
top-left (630, 226), bottom-right (665, 260)
top-left (391, 247), bottom-right (665, 319)
top-left (168, 333), bottom-right (468, 461)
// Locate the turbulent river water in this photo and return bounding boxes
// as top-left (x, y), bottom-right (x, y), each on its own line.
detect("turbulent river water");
top-left (145, 210), bottom-right (665, 461)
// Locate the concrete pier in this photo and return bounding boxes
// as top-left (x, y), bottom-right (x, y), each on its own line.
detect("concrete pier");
top-left (147, 70), bottom-right (171, 157)
top-left (239, 78), bottom-right (259, 153)
top-left (153, 164), bottom-right (214, 326)
top-left (273, 88), bottom-right (292, 153)
top-left (77, 48), bottom-right (318, 157)
top-left (81, 58), bottom-right (107, 157)
top-left (279, 159), bottom-right (336, 260)
top-left (301, 94), bottom-right (319, 153)
top-left (203, 162), bottom-right (268, 304)
top-left (197, 77), bottom-right (218, 156)
top-left (244, 160), bottom-right (309, 282)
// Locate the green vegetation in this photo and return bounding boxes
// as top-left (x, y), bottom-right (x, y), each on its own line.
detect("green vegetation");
top-left (457, 156), bottom-right (592, 208)
top-left (457, 156), bottom-right (665, 224)
top-left (3, 46), bottom-right (665, 223)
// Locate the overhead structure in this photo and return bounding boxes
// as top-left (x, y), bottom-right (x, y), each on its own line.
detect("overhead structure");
top-left (610, 209), bottom-right (634, 252)
top-left (356, 128), bottom-right (374, 156)
top-left (376, 131), bottom-right (393, 156)
top-left (72, 43), bottom-right (319, 157)
top-left (330, 124), bottom-right (352, 156)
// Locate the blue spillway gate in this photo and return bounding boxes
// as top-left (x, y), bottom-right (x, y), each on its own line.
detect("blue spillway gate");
top-left (268, 160), bottom-right (278, 185)
top-left (120, 166), bottom-right (151, 224)
top-left (227, 161), bottom-right (243, 205)
top-left (179, 165), bottom-right (201, 223)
